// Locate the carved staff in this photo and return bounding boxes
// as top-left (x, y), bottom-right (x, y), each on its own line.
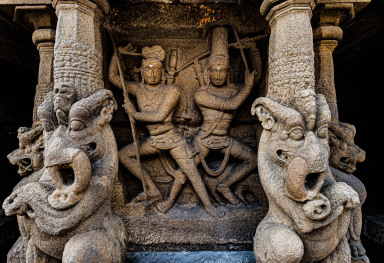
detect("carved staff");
top-left (108, 31), bottom-right (148, 199)
top-left (232, 25), bottom-right (249, 73)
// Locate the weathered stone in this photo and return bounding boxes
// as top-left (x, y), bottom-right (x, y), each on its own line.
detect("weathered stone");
top-left (251, 0), bottom-right (363, 262)
top-left (126, 251), bottom-right (256, 263)
top-left (329, 122), bottom-right (369, 263)
top-left (0, 0), bottom-right (374, 261)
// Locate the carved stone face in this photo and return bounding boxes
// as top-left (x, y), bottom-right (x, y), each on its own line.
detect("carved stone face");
top-left (253, 95), bottom-right (331, 202)
top-left (328, 122), bottom-right (366, 174)
top-left (141, 58), bottom-right (163, 86)
top-left (41, 89), bottom-right (116, 209)
top-left (53, 83), bottom-right (77, 113)
top-left (7, 126), bottom-right (44, 176)
top-left (209, 61), bottom-right (228, 87)
top-left (54, 83), bottom-right (77, 124)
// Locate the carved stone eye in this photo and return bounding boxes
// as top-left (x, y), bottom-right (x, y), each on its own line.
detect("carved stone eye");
top-left (329, 134), bottom-right (338, 145)
top-left (70, 120), bottom-right (85, 131)
top-left (289, 127), bottom-right (304, 141)
top-left (42, 121), bottom-right (54, 132)
top-left (316, 126), bottom-right (328, 139)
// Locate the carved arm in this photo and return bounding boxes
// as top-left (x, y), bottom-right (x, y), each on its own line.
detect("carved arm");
top-left (134, 85), bottom-right (181, 123)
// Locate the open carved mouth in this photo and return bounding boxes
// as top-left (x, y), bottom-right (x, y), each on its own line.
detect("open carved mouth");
top-left (305, 172), bottom-right (324, 191)
top-left (339, 157), bottom-right (356, 172)
top-left (17, 158), bottom-right (32, 176)
top-left (285, 156), bottom-right (327, 202)
top-left (58, 165), bottom-right (75, 186)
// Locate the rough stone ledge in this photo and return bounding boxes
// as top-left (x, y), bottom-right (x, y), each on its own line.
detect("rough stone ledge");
top-left (125, 251), bottom-right (255, 263)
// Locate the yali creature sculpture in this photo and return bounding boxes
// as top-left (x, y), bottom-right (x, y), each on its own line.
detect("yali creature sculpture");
top-left (251, 92), bottom-right (361, 262)
top-left (329, 122), bottom-right (369, 263)
top-left (2, 89), bottom-right (127, 263)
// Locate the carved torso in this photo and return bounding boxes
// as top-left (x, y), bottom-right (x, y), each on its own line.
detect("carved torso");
top-left (130, 82), bottom-right (177, 136)
top-left (197, 84), bottom-right (239, 136)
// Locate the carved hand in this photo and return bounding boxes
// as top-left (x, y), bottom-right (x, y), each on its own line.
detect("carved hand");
top-left (245, 70), bottom-right (256, 88)
top-left (118, 43), bottom-right (138, 55)
top-left (123, 102), bottom-right (137, 119)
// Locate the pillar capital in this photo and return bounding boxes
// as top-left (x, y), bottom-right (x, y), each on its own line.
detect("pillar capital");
top-left (313, 0), bottom-right (370, 27)
top-left (32, 28), bottom-right (55, 46)
top-left (14, 5), bottom-right (57, 31)
top-left (313, 25), bottom-right (343, 42)
top-left (261, 0), bottom-right (316, 24)
top-left (53, 0), bottom-right (109, 16)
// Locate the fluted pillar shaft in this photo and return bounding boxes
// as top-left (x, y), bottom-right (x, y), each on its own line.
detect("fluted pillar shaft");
top-left (32, 28), bottom-right (56, 123)
top-left (261, 0), bottom-right (316, 108)
top-left (52, 0), bottom-right (109, 100)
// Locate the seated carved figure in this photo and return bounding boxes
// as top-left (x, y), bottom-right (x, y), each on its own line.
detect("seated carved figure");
top-left (251, 94), bottom-right (360, 263)
top-left (109, 45), bottom-right (225, 218)
top-left (2, 88), bottom-right (126, 263)
top-left (329, 122), bottom-right (369, 263)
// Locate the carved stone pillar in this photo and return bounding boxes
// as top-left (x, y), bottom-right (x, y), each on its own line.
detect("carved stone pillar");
top-left (52, 0), bottom-right (109, 99)
top-left (313, 1), bottom-right (370, 121)
top-left (32, 28), bottom-right (55, 123)
top-left (260, 0), bottom-right (316, 126)
top-left (13, 5), bottom-right (57, 124)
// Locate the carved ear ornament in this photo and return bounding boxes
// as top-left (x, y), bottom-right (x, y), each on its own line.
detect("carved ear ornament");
top-left (251, 97), bottom-right (304, 131)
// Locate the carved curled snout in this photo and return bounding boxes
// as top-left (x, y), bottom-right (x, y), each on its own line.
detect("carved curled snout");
top-left (286, 156), bottom-right (326, 202)
top-left (252, 96), bottom-right (330, 202)
top-left (47, 150), bottom-right (91, 210)
top-left (38, 89), bottom-right (118, 210)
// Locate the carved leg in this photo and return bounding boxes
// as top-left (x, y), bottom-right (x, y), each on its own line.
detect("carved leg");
top-left (254, 221), bottom-right (304, 263)
top-left (118, 139), bottom-right (162, 203)
top-left (7, 236), bottom-right (28, 263)
top-left (26, 240), bottom-right (60, 263)
top-left (157, 179), bottom-right (184, 213)
top-left (170, 144), bottom-right (226, 219)
top-left (217, 140), bottom-right (258, 205)
top-left (62, 231), bottom-right (112, 263)
top-left (333, 170), bottom-right (369, 262)
top-left (320, 236), bottom-right (351, 263)
top-left (349, 205), bottom-right (370, 263)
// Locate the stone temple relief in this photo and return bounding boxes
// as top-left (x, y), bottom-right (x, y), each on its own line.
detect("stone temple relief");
top-left (107, 22), bottom-right (270, 249)
top-left (0, 0), bottom-right (372, 261)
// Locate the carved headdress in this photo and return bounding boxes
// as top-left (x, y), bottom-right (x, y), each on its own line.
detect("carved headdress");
top-left (204, 27), bottom-right (230, 86)
top-left (142, 46), bottom-right (166, 62)
top-left (209, 27), bottom-right (229, 66)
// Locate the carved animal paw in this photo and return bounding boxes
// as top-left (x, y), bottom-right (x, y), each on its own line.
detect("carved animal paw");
top-left (48, 189), bottom-right (81, 209)
top-left (350, 240), bottom-right (370, 263)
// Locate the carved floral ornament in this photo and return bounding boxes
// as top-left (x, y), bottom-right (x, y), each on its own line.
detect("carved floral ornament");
top-left (0, 0), bottom-right (371, 262)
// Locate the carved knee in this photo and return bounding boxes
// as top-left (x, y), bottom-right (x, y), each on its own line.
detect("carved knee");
top-left (254, 222), bottom-right (304, 263)
top-left (62, 232), bottom-right (112, 263)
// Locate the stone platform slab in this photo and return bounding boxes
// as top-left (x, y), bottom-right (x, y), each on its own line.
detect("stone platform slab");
top-left (126, 251), bottom-right (255, 263)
